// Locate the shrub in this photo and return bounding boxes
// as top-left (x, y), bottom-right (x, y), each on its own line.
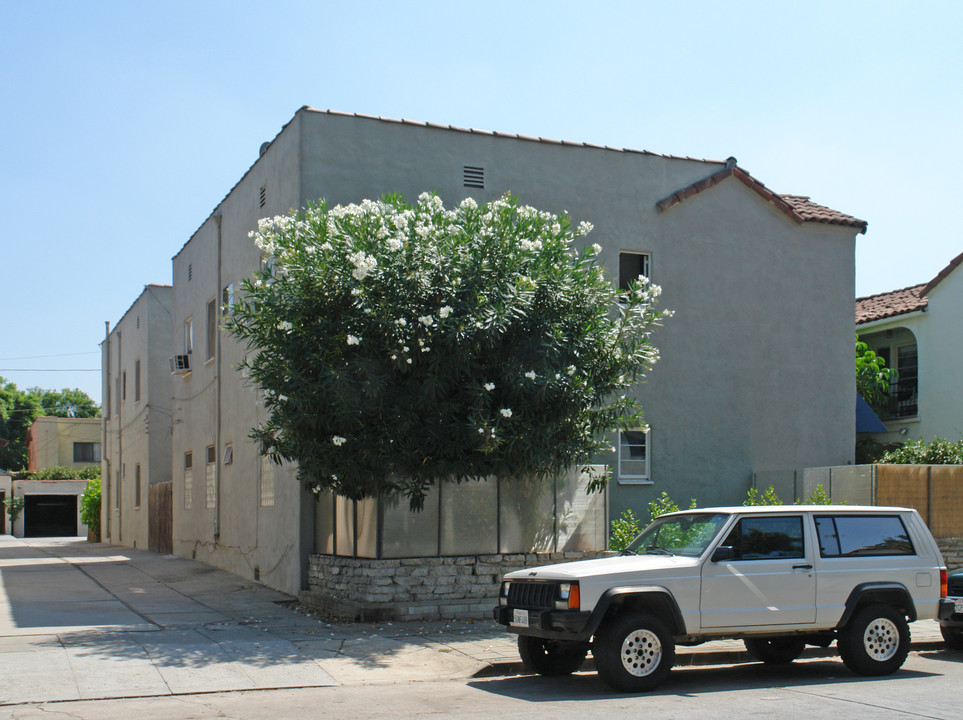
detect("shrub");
top-left (80, 477), bottom-right (101, 538)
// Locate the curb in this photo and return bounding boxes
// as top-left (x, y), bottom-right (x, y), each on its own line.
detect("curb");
top-left (471, 640), bottom-right (949, 678)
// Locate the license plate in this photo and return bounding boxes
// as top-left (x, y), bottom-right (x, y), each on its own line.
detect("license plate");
top-left (511, 609), bottom-right (530, 628)
top-left (955, 599), bottom-right (963, 615)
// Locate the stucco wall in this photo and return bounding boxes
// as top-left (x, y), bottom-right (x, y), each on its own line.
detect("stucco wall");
top-left (170, 119), bottom-right (306, 594)
top-left (27, 417), bottom-right (101, 472)
top-left (143, 108), bottom-right (859, 596)
top-left (297, 110), bottom-right (857, 520)
top-left (102, 285), bottom-right (173, 551)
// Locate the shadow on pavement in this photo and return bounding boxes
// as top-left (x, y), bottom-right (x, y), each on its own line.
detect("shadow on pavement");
top-left (467, 659), bottom-right (943, 702)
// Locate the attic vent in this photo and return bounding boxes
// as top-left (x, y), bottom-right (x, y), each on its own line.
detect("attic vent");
top-left (259, 186), bottom-right (266, 209)
top-left (188, 263), bottom-right (192, 282)
top-left (463, 165), bottom-right (485, 189)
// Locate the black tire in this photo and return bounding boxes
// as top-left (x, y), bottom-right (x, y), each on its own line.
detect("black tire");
top-left (593, 612), bottom-right (675, 692)
top-left (838, 603), bottom-right (910, 676)
top-left (517, 635), bottom-right (588, 676)
top-left (941, 625), bottom-right (963, 651)
top-left (744, 637), bottom-right (806, 665)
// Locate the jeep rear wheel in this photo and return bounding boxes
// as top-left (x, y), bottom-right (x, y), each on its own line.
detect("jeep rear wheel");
top-left (744, 637), bottom-right (806, 665)
top-left (838, 603), bottom-right (910, 675)
top-left (594, 612), bottom-right (674, 692)
top-left (517, 636), bottom-right (588, 676)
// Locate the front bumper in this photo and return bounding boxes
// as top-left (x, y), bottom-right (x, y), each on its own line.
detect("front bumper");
top-left (493, 606), bottom-right (593, 641)
top-left (939, 597), bottom-right (963, 628)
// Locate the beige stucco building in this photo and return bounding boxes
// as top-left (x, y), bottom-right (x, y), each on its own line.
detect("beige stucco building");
top-left (26, 416), bottom-right (101, 471)
top-left (856, 250), bottom-right (963, 444)
top-left (105, 108), bottom-right (866, 595)
top-left (101, 284), bottom-right (174, 551)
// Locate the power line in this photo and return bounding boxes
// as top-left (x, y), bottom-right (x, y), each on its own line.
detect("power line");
top-left (0, 369), bottom-right (100, 372)
top-left (0, 352), bottom-right (99, 362)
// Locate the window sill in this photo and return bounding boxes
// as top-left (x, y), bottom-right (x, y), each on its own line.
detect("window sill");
top-left (618, 477), bottom-right (653, 486)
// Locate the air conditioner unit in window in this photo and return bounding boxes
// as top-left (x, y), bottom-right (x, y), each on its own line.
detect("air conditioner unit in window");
top-left (170, 354), bottom-right (191, 374)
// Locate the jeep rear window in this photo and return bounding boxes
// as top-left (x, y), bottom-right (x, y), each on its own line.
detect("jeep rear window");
top-left (815, 515), bottom-right (915, 557)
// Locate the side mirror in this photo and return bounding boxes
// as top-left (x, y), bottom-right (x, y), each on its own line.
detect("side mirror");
top-left (712, 545), bottom-right (735, 562)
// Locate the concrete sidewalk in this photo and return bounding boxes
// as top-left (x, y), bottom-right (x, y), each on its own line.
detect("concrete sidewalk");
top-left (0, 536), bottom-right (948, 706)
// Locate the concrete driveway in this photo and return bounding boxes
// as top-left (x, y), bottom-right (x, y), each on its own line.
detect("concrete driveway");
top-left (0, 536), bottom-right (505, 705)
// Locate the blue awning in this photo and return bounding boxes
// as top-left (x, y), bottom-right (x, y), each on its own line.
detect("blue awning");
top-left (856, 393), bottom-right (888, 433)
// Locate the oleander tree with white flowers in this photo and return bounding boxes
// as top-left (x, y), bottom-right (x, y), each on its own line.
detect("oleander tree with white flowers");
top-left (227, 192), bottom-right (670, 509)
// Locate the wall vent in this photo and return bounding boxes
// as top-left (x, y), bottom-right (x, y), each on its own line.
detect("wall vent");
top-left (259, 185), bottom-right (266, 208)
top-left (463, 165), bottom-right (485, 189)
top-left (188, 263), bottom-right (192, 282)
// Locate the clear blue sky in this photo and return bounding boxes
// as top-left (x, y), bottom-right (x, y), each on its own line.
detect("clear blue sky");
top-left (2, 1), bottom-right (960, 407)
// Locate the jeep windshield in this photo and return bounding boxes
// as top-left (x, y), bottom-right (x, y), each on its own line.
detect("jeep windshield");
top-left (622, 512), bottom-right (729, 557)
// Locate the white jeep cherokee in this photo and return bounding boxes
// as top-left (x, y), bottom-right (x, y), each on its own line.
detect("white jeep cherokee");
top-left (494, 505), bottom-right (950, 692)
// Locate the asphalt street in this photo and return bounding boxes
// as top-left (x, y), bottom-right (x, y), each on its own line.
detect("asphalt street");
top-left (0, 534), bottom-right (954, 718)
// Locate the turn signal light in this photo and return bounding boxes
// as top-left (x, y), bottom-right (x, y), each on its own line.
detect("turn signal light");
top-left (941, 568), bottom-right (948, 599)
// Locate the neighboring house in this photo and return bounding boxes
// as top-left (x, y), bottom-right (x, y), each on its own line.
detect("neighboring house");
top-left (9, 417), bottom-right (103, 538)
top-left (101, 284), bottom-right (174, 551)
top-left (26, 416), bottom-right (101, 471)
top-left (105, 108), bottom-right (866, 595)
top-left (856, 249), bottom-right (963, 444)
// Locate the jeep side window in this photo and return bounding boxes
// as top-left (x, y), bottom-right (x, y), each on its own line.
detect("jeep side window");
top-left (721, 516), bottom-right (805, 560)
top-left (814, 515), bottom-right (915, 557)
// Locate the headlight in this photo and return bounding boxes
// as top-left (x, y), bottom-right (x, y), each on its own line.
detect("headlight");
top-left (499, 581), bottom-right (510, 606)
top-left (555, 582), bottom-right (580, 610)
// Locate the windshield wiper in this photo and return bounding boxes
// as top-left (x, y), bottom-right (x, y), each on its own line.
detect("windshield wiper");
top-left (643, 546), bottom-right (673, 555)
top-left (619, 548), bottom-right (637, 556)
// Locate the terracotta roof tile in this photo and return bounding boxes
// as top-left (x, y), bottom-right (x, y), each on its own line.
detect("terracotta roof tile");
top-left (780, 195), bottom-right (868, 233)
top-left (855, 284), bottom-right (928, 324)
top-left (656, 161), bottom-right (868, 234)
top-left (920, 249), bottom-right (963, 297)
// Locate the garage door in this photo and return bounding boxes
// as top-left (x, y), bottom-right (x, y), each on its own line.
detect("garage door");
top-left (25, 495), bottom-right (78, 537)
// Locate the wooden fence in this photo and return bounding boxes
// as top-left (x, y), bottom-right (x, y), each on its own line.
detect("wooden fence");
top-left (148, 481), bottom-right (173, 555)
top-left (755, 464), bottom-right (963, 537)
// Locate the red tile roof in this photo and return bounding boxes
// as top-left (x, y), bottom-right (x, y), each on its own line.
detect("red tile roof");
top-left (856, 250), bottom-right (963, 324)
top-left (856, 284), bottom-right (928, 324)
top-left (656, 160), bottom-right (868, 234)
top-left (920, 249), bottom-right (963, 297)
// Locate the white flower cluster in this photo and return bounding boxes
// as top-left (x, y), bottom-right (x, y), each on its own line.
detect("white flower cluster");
top-left (524, 370), bottom-right (537, 380)
top-left (347, 335), bottom-right (360, 346)
top-left (332, 436), bottom-right (346, 446)
top-left (348, 250), bottom-right (377, 281)
top-left (484, 382), bottom-right (495, 391)
top-left (500, 408), bottom-right (513, 418)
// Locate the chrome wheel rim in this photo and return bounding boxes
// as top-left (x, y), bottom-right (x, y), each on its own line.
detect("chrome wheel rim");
top-left (620, 628), bottom-right (662, 677)
top-left (863, 617), bottom-right (899, 662)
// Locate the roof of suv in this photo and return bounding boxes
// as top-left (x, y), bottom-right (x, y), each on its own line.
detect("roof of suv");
top-left (663, 505), bottom-right (912, 516)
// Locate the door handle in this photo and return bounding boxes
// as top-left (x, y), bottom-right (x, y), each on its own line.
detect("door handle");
top-left (793, 564), bottom-right (813, 570)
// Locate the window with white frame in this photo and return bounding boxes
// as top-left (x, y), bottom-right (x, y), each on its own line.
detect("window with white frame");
top-left (618, 428), bottom-right (651, 484)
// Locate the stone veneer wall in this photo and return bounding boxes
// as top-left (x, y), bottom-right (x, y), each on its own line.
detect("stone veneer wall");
top-left (939, 537), bottom-right (963, 571)
top-left (301, 551), bottom-right (609, 622)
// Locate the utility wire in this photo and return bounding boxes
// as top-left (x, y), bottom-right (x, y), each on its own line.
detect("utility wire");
top-left (0, 352), bottom-right (99, 361)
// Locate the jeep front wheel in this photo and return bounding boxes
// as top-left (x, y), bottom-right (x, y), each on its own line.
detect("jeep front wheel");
top-left (594, 612), bottom-right (674, 692)
top-left (744, 637), bottom-right (806, 665)
top-left (838, 603), bottom-right (910, 675)
top-left (517, 636), bottom-right (588, 676)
